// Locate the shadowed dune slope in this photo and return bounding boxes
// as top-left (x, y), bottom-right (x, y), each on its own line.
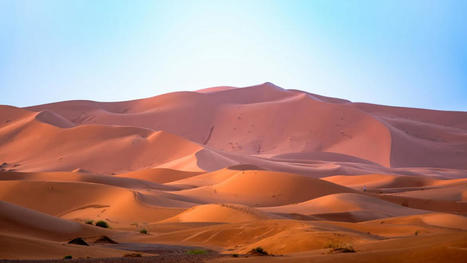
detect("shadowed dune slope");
top-left (0, 201), bottom-right (132, 260)
top-left (322, 174), bottom-right (467, 190)
top-left (115, 168), bottom-right (202, 184)
top-left (360, 212), bottom-right (467, 231)
top-left (388, 183), bottom-right (467, 201)
top-left (0, 171), bottom-right (180, 191)
top-left (261, 193), bottom-right (424, 222)
top-left (0, 201), bottom-right (82, 240)
top-left (355, 103), bottom-right (467, 169)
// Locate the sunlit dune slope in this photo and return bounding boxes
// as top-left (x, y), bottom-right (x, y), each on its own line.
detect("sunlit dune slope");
top-left (0, 180), bottom-right (183, 225)
top-left (171, 170), bottom-right (354, 207)
top-left (23, 83), bottom-right (467, 169)
top-left (162, 203), bottom-right (272, 223)
top-left (0, 106), bottom-right (208, 173)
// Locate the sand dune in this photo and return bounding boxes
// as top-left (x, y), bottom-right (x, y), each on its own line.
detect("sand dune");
top-left (262, 193), bottom-right (423, 221)
top-left (355, 102), bottom-right (467, 169)
top-left (1, 83), bottom-right (467, 261)
top-left (139, 213), bottom-right (467, 256)
top-left (360, 213), bottom-right (467, 231)
top-left (0, 201), bottom-right (83, 240)
top-left (0, 180), bottom-right (182, 226)
top-left (0, 233), bottom-right (126, 260)
top-left (388, 183), bottom-right (467, 201)
top-left (0, 107), bottom-right (205, 173)
top-left (115, 168), bottom-right (202, 184)
top-left (418, 213), bottom-right (467, 230)
top-left (321, 213), bottom-right (467, 240)
top-left (0, 200), bottom-right (132, 260)
top-left (162, 203), bottom-right (272, 223)
top-left (172, 170), bottom-right (353, 207)
top-left (322, 174), bottom-right (436, 189)
top-left (0, 171), bottom-right (179, 191)
top-left (139, 219), bottom-right (370, 255)
top-left (24, 83), bottom-right (467, 170)
top-left (167, 168), bottom-right (244, 188)
top-left (208, 232), bottom-right (467, 263)
top-left (378, 194), bottom-right (467, 216)
top-left (26, 84), bottom-right (391, 166)
top-left (322, 173), bottom-right (467, 189)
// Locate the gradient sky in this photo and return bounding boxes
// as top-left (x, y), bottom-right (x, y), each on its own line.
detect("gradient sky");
top-left (1, 0), bottom-right (466, 110)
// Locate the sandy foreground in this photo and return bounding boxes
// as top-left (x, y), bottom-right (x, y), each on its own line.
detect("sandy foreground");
top-left (0, 83), bottom-right (466, 262)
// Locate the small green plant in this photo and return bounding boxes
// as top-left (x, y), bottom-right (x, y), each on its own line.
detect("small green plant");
top-left (85, 219), bottom-right (93, 225)
top-left (248, 247), bottom-right (268, 256)
top-left (187, 249), bottom-right (208, 255)
top-left (95, 220), bottom-right (109, 228)
top-left (139, 228), bottom-right (148, 234)
top-left (63, 255), bottom-right (72, 260)
top-left (325, 241), bottom-right (355, 253)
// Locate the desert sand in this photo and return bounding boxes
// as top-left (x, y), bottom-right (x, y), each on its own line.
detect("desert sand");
top-left (0, 83), bottom-right (466, 262)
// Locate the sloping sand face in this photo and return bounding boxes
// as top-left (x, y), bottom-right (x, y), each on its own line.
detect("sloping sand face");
top-left (170, 170), bottom-right (354, 207)
top-left (0, 83), bottom-right (466, 262)
top-left (24, 83), bottom-right (467, 170)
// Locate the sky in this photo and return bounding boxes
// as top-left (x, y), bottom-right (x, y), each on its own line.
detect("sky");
top-left (0, 0), bottom-right (466, 110)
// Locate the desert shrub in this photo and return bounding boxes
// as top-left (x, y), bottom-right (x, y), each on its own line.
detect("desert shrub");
top-left (248, 247), bottom-right (268, 256)
top-left (94, 235), bottom-right (118, 244)
top-left (63, 255), bottom-right (72, 259)
top-left (139, 228), bottom-right (148, 234)
top-left (85, 220), bottom-right (93, 225)
top-left (187, 249), bottom-right (208, 255)
top-left (325, 241), bottom-right (355, 253)
top-left (95, 220), bottom-right (109, 228)
top-left (67, 237), bottom-right (88, 246)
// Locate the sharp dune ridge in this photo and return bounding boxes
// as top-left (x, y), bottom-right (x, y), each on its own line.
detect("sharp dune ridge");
top-left (0, 83), bottom-right (466, 262)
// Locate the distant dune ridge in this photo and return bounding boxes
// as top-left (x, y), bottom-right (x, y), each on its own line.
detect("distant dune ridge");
top-left (0, 82), bottom-right (465, 176)
top-left (0, 83), bottom-right (466, 261)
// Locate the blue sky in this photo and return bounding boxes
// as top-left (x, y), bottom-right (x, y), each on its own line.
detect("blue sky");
top-left (1, 0), bottom-right (466, 110)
